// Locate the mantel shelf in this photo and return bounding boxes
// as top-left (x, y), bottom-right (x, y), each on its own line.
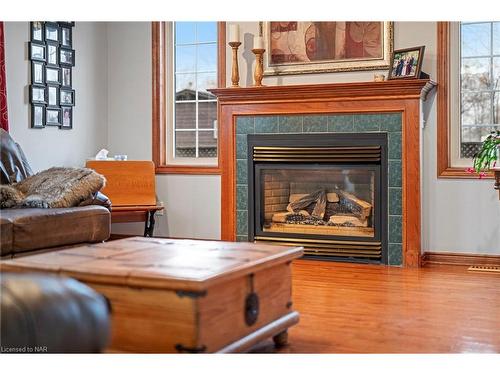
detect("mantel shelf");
top-left (209, 79), bottom-right (436, 103)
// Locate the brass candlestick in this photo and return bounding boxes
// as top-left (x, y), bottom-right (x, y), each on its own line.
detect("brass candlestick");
top-left (229, 41), bottom-right (242, 88)
top-left (252, 48), bottom-right (265, 87)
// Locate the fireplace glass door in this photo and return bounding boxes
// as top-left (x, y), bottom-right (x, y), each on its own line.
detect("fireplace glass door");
top-left (255, 165), bottom-right (380, 240)
top-left (248, 133), bottom-right (388, 263)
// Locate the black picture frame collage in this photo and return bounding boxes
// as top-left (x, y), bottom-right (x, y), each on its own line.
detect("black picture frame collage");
top-left (29, 21), bottom-right (75, 129)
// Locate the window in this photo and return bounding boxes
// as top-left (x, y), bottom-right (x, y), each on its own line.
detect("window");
top-left (437, 22), bottom-right (499, 177)
top-left (459, 22), bottom-right (500, 158)
top-left (152, 22), bottom-right (225, 174)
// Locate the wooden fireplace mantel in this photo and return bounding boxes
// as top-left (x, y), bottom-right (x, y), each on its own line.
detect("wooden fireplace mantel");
top-left (210, 79), bottom-right (436, 103)
top-left (209, 79), bottom-right (436, 268)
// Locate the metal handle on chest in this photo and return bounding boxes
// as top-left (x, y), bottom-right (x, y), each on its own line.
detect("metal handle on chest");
top-left (244, 273), bottom-right (259, 326)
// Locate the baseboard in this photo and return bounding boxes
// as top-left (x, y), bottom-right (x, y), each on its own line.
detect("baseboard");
top-left (422, 251), bottom-right (500, 266)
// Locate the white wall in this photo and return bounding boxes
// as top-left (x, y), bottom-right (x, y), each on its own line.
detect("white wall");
top-left (107, 21), bottom-right (500, 253)
top-left (225, 22), bottom-right (500, 254)
top-left (5, 22), bottom-right (108, 172)
top-left (8, 21), bottom-right (495, 252)
top-left (106, 23), bottom-right (221, 239)
top-left (402, 23), bottom-right (500, 254)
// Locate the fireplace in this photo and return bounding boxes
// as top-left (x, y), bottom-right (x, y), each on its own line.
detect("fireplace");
top-left (209, 79), bottom-right (436, 266)
top-left (248, 133), bottom-right (388, 264)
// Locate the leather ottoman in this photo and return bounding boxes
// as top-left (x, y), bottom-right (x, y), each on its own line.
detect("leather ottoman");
top-left (1, 272), bottom-right (111, 353)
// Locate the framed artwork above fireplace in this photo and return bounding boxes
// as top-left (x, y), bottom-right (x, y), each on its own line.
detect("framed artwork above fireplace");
top-left (262, 21), bottom-right (393, 75)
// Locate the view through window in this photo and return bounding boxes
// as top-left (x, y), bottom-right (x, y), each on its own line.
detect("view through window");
top-left (174, 22), bottom-right (218, 159)
top-left (460, 22), bottom-right (500, 158)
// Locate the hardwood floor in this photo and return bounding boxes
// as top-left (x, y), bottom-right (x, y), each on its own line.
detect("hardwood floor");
top-left (252, 259), bottom-right (500, 353)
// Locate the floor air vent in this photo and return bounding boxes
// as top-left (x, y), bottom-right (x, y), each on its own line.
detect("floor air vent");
top-left (467, 265), bottom-right (500, 273)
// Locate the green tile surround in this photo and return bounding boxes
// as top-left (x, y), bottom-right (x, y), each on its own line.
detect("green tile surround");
top-left (235, 113), bottom-right (403, 266)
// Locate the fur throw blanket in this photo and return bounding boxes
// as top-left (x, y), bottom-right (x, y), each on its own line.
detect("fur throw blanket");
top-left (0, 167), bottom-right (105, 209)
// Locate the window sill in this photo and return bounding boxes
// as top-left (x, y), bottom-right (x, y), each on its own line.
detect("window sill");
top-left (438, 167), bottom-right (494, 179)
top-left (155, 165), bottom-right (222, 175)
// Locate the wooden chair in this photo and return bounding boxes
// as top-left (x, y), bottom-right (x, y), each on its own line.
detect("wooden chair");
top-left (86, 160), bottom-right (164, 237)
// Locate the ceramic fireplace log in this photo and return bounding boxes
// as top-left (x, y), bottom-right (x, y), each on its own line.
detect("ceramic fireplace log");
top-left (338, 191), bottom-right (372, 220)
top-left (289, 192), bottom-right (339, 204)
top-left (287, 189), bottom-right (327, 219)
top-left (328, 215), bottom-right (369, 227)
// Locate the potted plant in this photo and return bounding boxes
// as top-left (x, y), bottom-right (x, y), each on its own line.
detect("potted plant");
top-left (467, 130), bottom-right (500, 178)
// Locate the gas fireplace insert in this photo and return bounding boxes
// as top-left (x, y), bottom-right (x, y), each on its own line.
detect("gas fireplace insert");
top-left (247, 133), bottom-right (388, 264)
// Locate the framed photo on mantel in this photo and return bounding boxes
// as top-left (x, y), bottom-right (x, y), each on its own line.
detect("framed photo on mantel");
top-left (387, 46), bottom-right (425, 80)
top-left (263, 21), bottom-right (393, 76)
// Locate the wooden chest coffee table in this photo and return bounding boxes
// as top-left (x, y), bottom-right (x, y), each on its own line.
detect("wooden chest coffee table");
top-left (0, 237), bottom-right (303, 353)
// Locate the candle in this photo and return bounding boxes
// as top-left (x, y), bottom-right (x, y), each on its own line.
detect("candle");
top-left (229, 24), bottom-right (240, 43)
top-left (254, 35), bottom-right (264, 49)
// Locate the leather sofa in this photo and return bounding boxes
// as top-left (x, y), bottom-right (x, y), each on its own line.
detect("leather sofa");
top-left (1, 272), bottom-right (111, 353)
top-left (0, 129), bottom-right (111, 258)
